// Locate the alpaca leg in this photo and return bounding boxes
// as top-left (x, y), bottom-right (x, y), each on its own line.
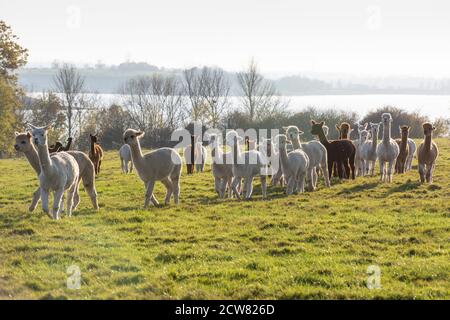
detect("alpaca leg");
top-left (322, 163), bottom-right (331, 187)
top-left (231, 177), bottom-right (241, 200)
top-left (98, 160), bottom-right (102, 174)
top-left (144, 180), bottom-right (156, 208)
top-left (214, 176), bottom-right (221, 195)
top-left (298, 173), bottom-right (306, 193)
top-left (426, 163), bottom-right (434, 183)
top-left (370, 160), bottom-right (376, 176)
top-left (85, 184), bottom-right (99, 210)
top-left (161, 177), bottom-right (173, 205)
top-left (379, 160), bottom-right (385, 182)
top-left (286, 176), bottom-right (295, 195)
top-left (172, 175), bottom-right (180, 204)
top-left (343, 159), bottom-right (350, 179)
top-left (120, 159), bottom-right (124, 173)
top-left (227, 177), bottom-right (233, 198)
top-left (29, 187), bottom-right (41, 212)
top-left (260, 175), bottom-right (267, 199)
top-left (66, 184), bottom-right (77, 217)
top-left (307, 168), bottom-right (315, 191)
top-left (337, 161), bottom-right (344, 179)
top-left (387, 161), bottom-right (394, 183)
top-left (53, 188), bottom-right (64, 220)
top-left (73, 178), bottom-right (81, 210)
top-left (40, 187), bottom-right (50, 214)
top-left (418, 163), bottom-right (426, 183)
top-left (219, 178), bottom-right (227, 198)
top-left (124, 160), bottom-right (128, 174)
top-left (312, 167), bottom-right (318, 190)
top-left (129, 160), bottom-right (133, 173)
top-left (328, 161), bottom-right (333, 180)
top-left (244, 177), bottom-right (254, 199)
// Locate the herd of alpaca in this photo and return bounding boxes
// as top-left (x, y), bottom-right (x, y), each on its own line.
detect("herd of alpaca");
top-left (15, 113), bottom-right (439, 218)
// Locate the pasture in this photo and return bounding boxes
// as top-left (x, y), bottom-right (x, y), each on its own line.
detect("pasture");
top-left (0, 139), bottom-right (449, 299)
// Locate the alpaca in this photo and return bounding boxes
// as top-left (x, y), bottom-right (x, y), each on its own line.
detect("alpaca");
top-left (226, 130), bottom-right (267, 200)
top-left (311, 120), bottom-right (355, 180)
top-left (119, 144), bottom-right (133, 174)
top-left (89, 133), bottom-right (104, 175)
top-left (28, 124), bottom-right (80, 219)
top-left (284, 125), bottom-right (330, 190)
top-left (417, 123), bottom-right (439, 183)
top-left (15, 132), bottom-right (98, 212)
top-left (269, 137), bottom-right (286, 187)
top-left (406, 139), bottom-right (417, 171)
top-left (276, 134), bottom-right (309, 195)
top-left (49, 137), bottom-right (73, 154)
top-left (395, 126), bottom-right (410, 174)
top-left (336, 122), bottom-right (353, 140)
top-left (376, 113), bottom-right (400, 183)
top-left (123, 129), bottom-right (182, 207)
top-left (360, 122), bottom-right (380, 176)
top-left (184, 135), bottom-right (207, 173)
top-left (208, 134), bottom-right (233, 198)
top-left (353, 123), bottom-right (368, 176)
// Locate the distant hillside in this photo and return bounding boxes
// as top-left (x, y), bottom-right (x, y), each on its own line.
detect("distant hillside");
top-left (17, 62), bottom-right (450, 95)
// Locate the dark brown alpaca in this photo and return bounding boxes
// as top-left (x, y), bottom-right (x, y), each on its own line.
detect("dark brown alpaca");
top-left (186, 135), bottom-right (195, 174)
top-left (48, 137), bottom-right (73, 153)
top-left (333, 122), bottom-right (353, 176)
top-left (311, 120), bottom-right (356, 179)
top-left (89, 134), bottom-right (104, 175)
top-left (395, 126), bottom-right (410, 174)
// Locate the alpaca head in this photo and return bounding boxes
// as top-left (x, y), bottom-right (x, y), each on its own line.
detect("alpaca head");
top-left (14, 132), bottom-right (33, 152)
top-left (123, 129), bottom-right (145, 146)
top-left (310, 120), bottom-right (325, 136)
top-left (336, 122), bottom-right (352, 138)
top-left (28, 124), bottom-right (51, 147)
top-left (359, 130), bottom-right (369, 142)
top-left (422, 123), bottom-right (435, 137)
top-left (322, 125), bottom-right (329, 137)
top-left (369, 122), bottom-right (381, 138)
top-left (50, 141), bottom-right (63, 151)
top-left (275, 134), bottom-right (290, 150)
top-left (381, 113), bottom-right (393, 125)
top-left (90, 133), bottom-right (99, 143)
top-left (355, 122), bottom-right (368, 132)
top-left (399, 125), bottom-right (411, 138)
top-left (283, 126), bottom-right (303, 143)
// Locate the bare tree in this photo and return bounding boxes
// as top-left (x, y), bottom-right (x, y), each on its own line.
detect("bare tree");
top-left (199, 67), bottom-right (230, 128)
top-left (182, 68), bottom-right (207, 123)
top-left (150, 75), bottom-right (183, 130)
top-left (53, 64), bottom-right (85, 137)
top-left (237, 59), bottom-right (288, 122)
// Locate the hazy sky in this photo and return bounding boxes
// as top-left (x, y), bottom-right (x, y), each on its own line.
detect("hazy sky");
top-left (2, 0), bottom-right (450, 76)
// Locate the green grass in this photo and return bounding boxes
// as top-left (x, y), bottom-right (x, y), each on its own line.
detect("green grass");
top-left (0, 139), bottom-right (449, 299)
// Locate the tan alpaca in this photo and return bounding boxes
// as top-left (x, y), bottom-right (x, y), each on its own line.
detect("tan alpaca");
top-left (417, 123), bottom-right (439, 183)
top-left (14, 132), bottom-right (98, 212)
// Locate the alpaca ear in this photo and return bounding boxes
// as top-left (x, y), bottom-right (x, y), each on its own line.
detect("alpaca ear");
top-left (282, 126), bottom-right (289, 131)
top-left (44, 124), bottom-right (52, 131)
top-left (320, 121), bottom-right (325, 126)
top-left (311, 120), bottom-right (316, 125)
top-left (298, 130), bottom-right (304, 135)
top-left (335, 124), bottom-right (340, 131)
top-left (27, 123), bottom-right (37, 130)
top-left (27, 132), bottom-right (32, 138)
top-left (14, 131), bottom-right (19, 136)
top-left (136, 131), bottom-right (145, 138)
top-left (432, 126), bottom-right (436, 130)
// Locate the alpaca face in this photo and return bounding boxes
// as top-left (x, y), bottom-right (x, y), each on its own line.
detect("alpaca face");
top-left (90, 134), bottom-right (98, 143)
top-left (310, 120), bottom-right (325, 136)
top-left (369, 122), bottom-right (380, 138)
top-left (123, 129), bottom-right (144, 146)
top-left (381, 113), bottom-right (393, 125)
top-left (29, 125), bottom-right (51, 147)
top-left (400, 126), bottom-right (410, 137)
top-left (423, 123), bottom-right (435, 136)
top-left (359, 130), bottom-right (369, 142)
top-left (14, 132), bottom-right (33, 152)
top-left (338, 122), bottom-right (351, 138)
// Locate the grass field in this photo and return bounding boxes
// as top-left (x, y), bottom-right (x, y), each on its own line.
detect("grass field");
top-left (0, 139), bottom-right (449, 299)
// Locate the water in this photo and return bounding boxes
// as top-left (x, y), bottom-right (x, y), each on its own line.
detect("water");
top-left (28, 93), bottom-right (450, 120)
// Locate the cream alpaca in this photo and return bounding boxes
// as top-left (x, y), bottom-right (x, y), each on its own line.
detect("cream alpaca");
top-left (29, 124), bottom-right (80, 219)
top-left (417, 123), bottom-right (439, 183)
top-left (124, 129), bottom-right (182, 207)
top-left (208, 134), bottom-right (233, 198)
top-left (360, 122), bottom-right (380, 176)
top-left (15, 132), bottom-right (99, 212)
top-left (276, 134), bottom-right (309, 195)
top-left (376, 113), bottom-right (400, 183)
top-left (119, 144), bottom-right (133, 173)
top-left (284, 125), bottom-right (330, 190)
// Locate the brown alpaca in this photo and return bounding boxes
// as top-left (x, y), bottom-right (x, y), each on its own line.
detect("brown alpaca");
top-left (417, 123), bottom-right (439, 183)
top-left (89, 134), bottom-right (104, 175)
top-left (49, 137), bottom-right (73, 154)
top-left (333, 122), bottom-right (353, 176)
top-left (395, 126), bottom-right (410, 174)
top-left (311, 120), bottom-right (356, 180)
top-left (186, 135), bottom-right (195, 174)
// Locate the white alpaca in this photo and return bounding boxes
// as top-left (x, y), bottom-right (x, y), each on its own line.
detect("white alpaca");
top-left (353, 123), bottom-right (368, 176)
top-left (360, 122), bottom-right (380, 176)
top-left (406, 138), bottom-right (416, 171)
top-left (276, 134), bottom-right (309, 195)
top-left (119, 144), bottom-right (133, 174)
top-left (284, 126), bottom-right (330, 190)
top-left (29, 124), bottom-right (80, 219)
top-left (184, 136), bottom-right (207, 173)
top-left (124, 129), bottom-right (182, 207)
top-left (226, 130), bottom-right (267, 200)
top-left (376, 113), bottom-right (400, 183)
top-left (208, 134), bottom-right (233, 198)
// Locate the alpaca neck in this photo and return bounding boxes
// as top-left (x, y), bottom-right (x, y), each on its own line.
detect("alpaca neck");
top-left (36, 144), bottom-right (53, 176)
top-left (25, 145), bottom-right (42, 175)
top-left (233, 139), bottom-right (241, 164)
top-left (291, 136), bottom-right (302, 149)
top-left (65, 139), bottom-right (72, 150)
top-left (371, 130), bottom-right (378, 153)
top-left (401, 133), bottom-right (408, 151)
top-left (382, 122), bottom-right (391, 144)
top-left (317, 130), bottom-right (330, 147)
top-left (424, 134), bottom-right (432, 154)
top-left (130, 142), bottom-right (145, 170)
top-left (90, 141), bottom-right (96, 155)
top-left (279, 145), bottom-right (289, 169)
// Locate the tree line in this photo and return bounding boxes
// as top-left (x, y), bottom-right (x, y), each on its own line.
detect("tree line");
top-left (1, 20), bottom-right (449, 157)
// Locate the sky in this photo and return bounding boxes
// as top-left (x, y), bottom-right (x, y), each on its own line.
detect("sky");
top-left (2, 0), bottom-right (450, 77)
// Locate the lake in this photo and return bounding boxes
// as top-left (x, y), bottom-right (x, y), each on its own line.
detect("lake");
top-left (28, 93), bottom-right (450, 120)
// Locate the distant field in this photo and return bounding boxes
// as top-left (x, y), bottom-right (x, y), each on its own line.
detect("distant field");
top-left (0, 139), bottom-right (449, 299)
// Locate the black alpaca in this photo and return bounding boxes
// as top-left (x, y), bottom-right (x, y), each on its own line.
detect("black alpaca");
top-left (311, 120), bottom-right (356, 179)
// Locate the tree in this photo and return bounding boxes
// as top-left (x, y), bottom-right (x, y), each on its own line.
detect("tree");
top-left (0, 20), bottom-right (28, 85)
top-left (183, 68), bottom-right (207, 123)
top-left (0, 77), bottom-right (20, 156)
top-left (53, 64), bottom-right (85, 138)
top-left (237, 59), bottom-right (288, 122)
